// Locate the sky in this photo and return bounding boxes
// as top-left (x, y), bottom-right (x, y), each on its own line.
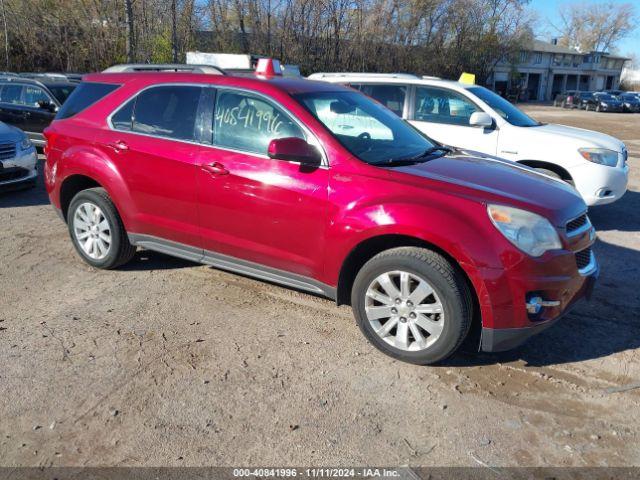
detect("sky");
top-left (527, 0), bottom-right (640, 60)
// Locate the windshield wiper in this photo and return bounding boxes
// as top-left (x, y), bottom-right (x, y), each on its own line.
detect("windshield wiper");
top-left (373, 146), bottom-right (453, 166)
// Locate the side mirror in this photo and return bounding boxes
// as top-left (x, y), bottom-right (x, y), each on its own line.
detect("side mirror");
top-left (268, 137), bottom-right (322, 166)
top-left (469, 112), bottom-right (493, 128)
top-left (37, 100), bottom-right (57, 112)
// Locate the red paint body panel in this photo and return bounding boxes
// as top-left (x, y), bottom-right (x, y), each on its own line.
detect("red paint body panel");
top-left (45, 72), bottom-right (596, 337)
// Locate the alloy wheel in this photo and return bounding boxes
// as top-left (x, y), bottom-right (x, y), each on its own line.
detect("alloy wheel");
top-left (364, 270), bottom-right (444, 352)
top-left (73, 202), bottom-right (112, 260)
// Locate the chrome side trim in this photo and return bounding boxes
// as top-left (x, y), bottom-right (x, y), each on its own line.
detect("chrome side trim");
top-left (128, 233), bottom-right (336, 299)
top-left (578, 251), bottom-right (598, 277)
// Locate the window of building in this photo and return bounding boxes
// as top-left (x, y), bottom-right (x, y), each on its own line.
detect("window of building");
top-left (534, 52), bottom-right (543, 64)
top-left (132, 85), bottom-right (203, 141)
top-left (213, 90), bottom-right (305, 155)
top-left (519, 51), bottom-right (530, 64)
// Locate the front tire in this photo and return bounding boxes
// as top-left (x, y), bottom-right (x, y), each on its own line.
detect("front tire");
top-left (67, 188), bottom-right (136, 269)
top-left (351, 247), bottom-right (472, 365)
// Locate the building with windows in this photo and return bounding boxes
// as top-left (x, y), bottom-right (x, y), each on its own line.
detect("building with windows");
top-left (489, 40), bottom-right (629, 101)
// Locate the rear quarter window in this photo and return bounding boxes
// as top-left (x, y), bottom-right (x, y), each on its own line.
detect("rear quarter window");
top-left (56, 82), bottom-right (120, 120)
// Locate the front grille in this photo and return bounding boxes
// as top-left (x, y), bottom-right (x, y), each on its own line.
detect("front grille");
top-left (0, 166), bottom-right (29, 182)
top-left (566, 214), bottom-right (588, 234)
top-left (575, 247), bottom-right (592, 270)
top-left (0, 142), bottom-right (16, 160)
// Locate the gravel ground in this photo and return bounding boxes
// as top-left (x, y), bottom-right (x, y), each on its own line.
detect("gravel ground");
top-left (0, 105), bottom-right (639, 468)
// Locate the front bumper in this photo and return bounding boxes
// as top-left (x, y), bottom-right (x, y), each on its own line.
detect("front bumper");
top-left (571, 160), bottom-right (629, 206)
top-left (481, 264), bottom-right (598, 352)
top-left (0, 146), bottom-right (38, 189)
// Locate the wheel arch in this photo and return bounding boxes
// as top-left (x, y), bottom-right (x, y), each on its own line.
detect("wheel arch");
top-left (516, 159), bottom-right (574, 182)
top-left (59, 175), bottom-right (103, 221)
top-left (54, 146), bottom-right (135, 227)
top-left (335, 233), bottom-right (482, 349)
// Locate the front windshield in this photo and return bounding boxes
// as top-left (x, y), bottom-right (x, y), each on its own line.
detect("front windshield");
top-left (294, 90), bottom-right (436, 164)
top-left (596, 93), bottom-right (615, 101)
top-left (467, 86), bottom-right (540, 127)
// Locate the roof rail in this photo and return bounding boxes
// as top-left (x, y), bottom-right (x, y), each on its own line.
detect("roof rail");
top-left (103, 64), bottom-right (226, 75)
top-left (308, 72), bottom-right (420, 80)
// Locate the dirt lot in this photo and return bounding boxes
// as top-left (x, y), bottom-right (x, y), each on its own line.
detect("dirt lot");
top-left (1, 105), bottom-right (639, 468)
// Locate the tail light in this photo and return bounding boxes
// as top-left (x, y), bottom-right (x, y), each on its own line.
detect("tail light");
top-left (43, 127), bottom-right (57, 156)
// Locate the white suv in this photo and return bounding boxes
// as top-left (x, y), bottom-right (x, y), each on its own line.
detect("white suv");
top-left (308, 73), bottom-right (629, 206)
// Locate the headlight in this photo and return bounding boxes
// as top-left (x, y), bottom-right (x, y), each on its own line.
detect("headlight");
top-left (20, 136), bottom-right (33, 150)
top-left (487, 204), bottom-right (562, 257)
top-left (578, 148), bottom-right (618, 167)
top-left (600, 102), bottom-right (607, 107)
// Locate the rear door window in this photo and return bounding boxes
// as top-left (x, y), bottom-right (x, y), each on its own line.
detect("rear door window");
top-left (56, 82), bottom-right (119, 120)
top-left (350, 84), bottom-right (407, 117)
top-left (111, 98), bottom-right (135, 131)
top-left (0, 84), bottom-right (24, 105)
top-left (132, 85), bottom-right (203, 141)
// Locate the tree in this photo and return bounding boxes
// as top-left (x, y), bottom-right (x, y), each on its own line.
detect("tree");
top-left (553, 1), bottom-right (636, 52)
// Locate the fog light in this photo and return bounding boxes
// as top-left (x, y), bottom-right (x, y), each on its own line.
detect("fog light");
top-left (526, 296), bottom-right (560, 314)
top-left (596, 189), bottom-right (613, 198)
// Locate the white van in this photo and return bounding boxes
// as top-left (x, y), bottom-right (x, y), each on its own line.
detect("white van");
top-left (308, 73), bottom-right (629, 206)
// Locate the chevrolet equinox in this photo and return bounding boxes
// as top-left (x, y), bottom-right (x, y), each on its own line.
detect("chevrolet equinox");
top-left (44, 61), bottom-right (598, 364)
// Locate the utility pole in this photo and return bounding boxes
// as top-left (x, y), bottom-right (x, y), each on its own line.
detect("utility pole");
top-left (0, 0), bottom-right (9, 70)
top-left (124, 0), bottom-right (135, 62)
top-left (171, 0), bottom-right (178, 63)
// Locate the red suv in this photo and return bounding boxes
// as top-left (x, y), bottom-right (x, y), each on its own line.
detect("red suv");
top-left (44, 62), bottom-right (598, 364)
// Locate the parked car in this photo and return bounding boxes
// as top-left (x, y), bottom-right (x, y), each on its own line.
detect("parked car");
top-left (0, 77), bottom-right (76, 147)
top-left (309, 73), bottom-right (628, 206)
top-left (553, 90), bottom-right (579, 108)
top-left (617, 92), bottom-right (640, 113)
top-left (583, 92), bottom-right (623, 112)
top-left (44, 61), bottom-right (597, 365)
top-left (574, 91), bottom-right (594, 110)
top-left (0, 121), bottom-right (38, 191)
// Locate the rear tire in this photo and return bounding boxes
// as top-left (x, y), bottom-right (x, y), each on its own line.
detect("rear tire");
top-left (351, 247), bottom-right (472, 365)
top-left (67, 187), bottom-right (136, 269)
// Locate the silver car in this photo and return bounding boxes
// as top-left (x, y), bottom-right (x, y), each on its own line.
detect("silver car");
top-left (0, 121), bottom-right (38, 190)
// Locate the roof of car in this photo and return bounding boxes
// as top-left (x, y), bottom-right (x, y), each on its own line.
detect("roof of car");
top-left (83, 71), bottom-right (349, 95)
top-left (0, 76), bottom-right (76, 87)
top-left (307, 72), bottom-right (474, 91)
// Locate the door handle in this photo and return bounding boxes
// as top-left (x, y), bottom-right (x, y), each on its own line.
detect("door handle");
top-left (201, 162), bottom-right (229, 176)
top-left (106, 140), bottom-right (129, 152)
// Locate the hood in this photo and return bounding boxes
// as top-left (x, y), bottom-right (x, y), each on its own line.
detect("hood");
top-left (531, 123), bottom-right (624, 151)
top-left (394, 152), bottom-right (585, 226)
top-left (0, 121), bottom-right (25, 142)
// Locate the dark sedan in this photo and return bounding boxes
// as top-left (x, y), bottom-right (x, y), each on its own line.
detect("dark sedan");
top-left (584, 92), bottom-right (623, 112)
top-left (617, 93), bottom-right (640, 113)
